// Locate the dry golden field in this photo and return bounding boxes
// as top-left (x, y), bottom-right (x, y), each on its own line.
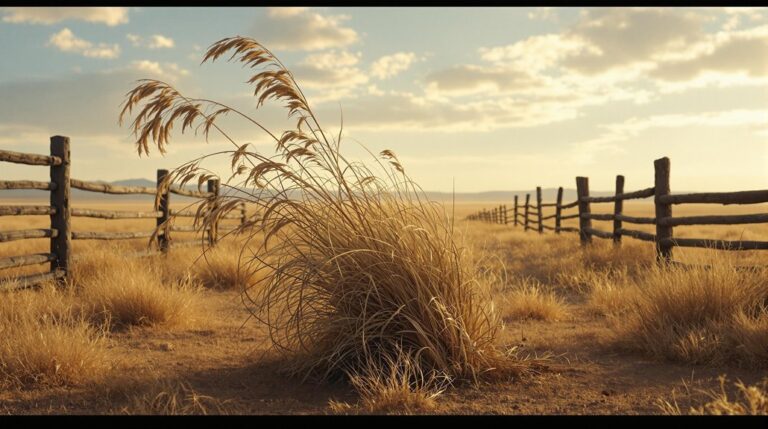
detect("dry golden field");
top-left (0, 199), bottom-right (766, 414)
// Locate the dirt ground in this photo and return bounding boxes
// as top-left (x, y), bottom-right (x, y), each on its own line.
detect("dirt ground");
top-left (1, 285), bottom-right (762, 415)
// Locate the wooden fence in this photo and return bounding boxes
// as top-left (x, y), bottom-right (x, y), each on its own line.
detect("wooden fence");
top-left (0, 136), bottom-right (247, 291)
top-left (468, 186), bottom-right (580, 235)
top-left (468, 156), bottom-right (768, 263)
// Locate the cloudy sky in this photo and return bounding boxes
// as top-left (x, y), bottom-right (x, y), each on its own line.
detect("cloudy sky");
top-left (0, 7), bottom-right (766, 193)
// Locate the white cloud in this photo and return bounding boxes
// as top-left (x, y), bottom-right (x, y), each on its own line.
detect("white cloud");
top-left (528, 7), bottom-right (556, 21)
top-left (1, 7), bottom-right (128, 26)
top-left (130, 60), bottom-right (189, 82)
top-left (256, 7), bottom-right (358, 51)
top-left (48, 28), bottom-right (120, 59)
top-left (126, 33), bottom-right (175, 49)
top-left (148, 35), bottom-right (175, 49)
top-left (126, 33), bottom-right (141, 46)
top-left (314, 90), bottom-right (580, 133)
top-left (560, 8), bottom-right (713, 75)
top-left (651, 26), bottom-right (768, 82)
top-left (479, 33), bottom-right (593, 72)
top-left (291, 50), bottom-right (369, 103)
top-left (370, 52), bottom-right (418, 79)
top-left (425, 7), bottom-right (768, 113)
top-left (609, 109), bottom-right (768, 134)
top-left (425, 65), bottom-right (543, 97)
top-left (267, 7), bottom-right (308, 19)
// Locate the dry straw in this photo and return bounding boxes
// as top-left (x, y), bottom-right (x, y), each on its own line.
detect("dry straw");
top-left (119, 37), bottom-right (512, 385)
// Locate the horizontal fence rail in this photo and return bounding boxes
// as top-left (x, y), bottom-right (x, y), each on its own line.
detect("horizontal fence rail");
top-left (0, 228), bottom-right (58, 242)
top-left (467, 156), bottom-right (768, 264)
top-left (0, 253), bottom-right (57, 270)
top-left (0, 270), bottom-right (66, 292)
top-left (660, 237), bottom-right (768, 251)
top-left (617, 228), bottom-right (656, 242)
top-left (0, 136), bottom-right (252, 292)
top-left (0, 149), bottom-right (62, 166)
top-left (0, 180), bottom-right (56, 191)
top-left (0, 205), bottom-right (56, 216)
top-left (615, 214), bottom-right (655, 224)
top-left (658, 190), bottom-right (768, 205)
top-left (71, 208), bottom-right (162, 219)
top-left (170, 186), bottom-right (212, 199)
top-left (71, 179), bottom-right (156, 195)
top-left (71, 231), bottom-right (155, 240)
top-left (580, 187), bottom-right (655, 203)
top-left (657, 213), bottom-right (768, 226)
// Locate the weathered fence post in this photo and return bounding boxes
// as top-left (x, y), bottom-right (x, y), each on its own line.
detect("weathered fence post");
top-left (502, 204), bottom-right (508, 225)
top-left (240, 201), bottom-right (247, 228)
top-left (536, 186), bottom-right (543, 234)
top-left (493, 207), bottom-right (498, 224)
top-left (654, 157), bottom-right (673, 263)
top-left (50, 136), bottom-right (71, 284)
top-left (613, 175), bottom-right (624, 246)
top-left (513, 196), bottom-right (519, 227)
top-left (555, 186), bottom-right (563, 234)
top-left (576, 176), bottom-right (592, 246)
top-left (524, 194), bottom-right (530, 232)
top-left (207, 178), bottom-right (220, 246)
top-left (156, 169), bottom-right (170, 253)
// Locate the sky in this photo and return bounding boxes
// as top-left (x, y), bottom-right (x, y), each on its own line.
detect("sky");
top-left (0, 6), bottom-right (767, 193)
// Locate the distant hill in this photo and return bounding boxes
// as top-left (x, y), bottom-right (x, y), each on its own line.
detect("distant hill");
top-left (111, 178), bottom-right (155, 188)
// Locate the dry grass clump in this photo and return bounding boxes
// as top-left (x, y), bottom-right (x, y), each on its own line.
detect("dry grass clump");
top-left (329, 348), bottom-right (449, 415)
top-left (123, 380), bottom-right (231, 415)
top-left (0, 283), bottom-right (110, 388)
top-left (502, 278), bottom-right (568, 322)
top-left (728, 311), bottom-right (768, 363)
top-left (660, 376), bottom-right (768, 415)
top-left (581, 269), bottom-right (639, 317)
top-left (72, 250), bottom-right (203, 330)
top-left (613, 261), bottom-right (768, 367)
top-left (191, 240), bottom-right (269, 291)
top-left (0, 245), bottom-right (207, 388)
top-left (487, 230), bottom-right (583, 285)
top-left (580, 240), bottom-right (653, 275)
top-left (119, 35), bottom-right (508, 389)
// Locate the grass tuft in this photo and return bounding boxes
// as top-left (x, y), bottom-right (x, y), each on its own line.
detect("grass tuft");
top-left (119, 36), bottom-right (510, 388)
top-left (613, 261), bottom-right (768, 366)
top-left (0, 284), bottom-right (110, 388)
top-left (660, 376), bottom-right (768, 415)
top-left (502, 278), bottom-right (568, 322)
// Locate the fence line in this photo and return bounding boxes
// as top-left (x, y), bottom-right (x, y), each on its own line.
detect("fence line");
top-left (467, 156), bottom-right (768, 263)
top-left (0, 135), bottom-right (250, 291)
